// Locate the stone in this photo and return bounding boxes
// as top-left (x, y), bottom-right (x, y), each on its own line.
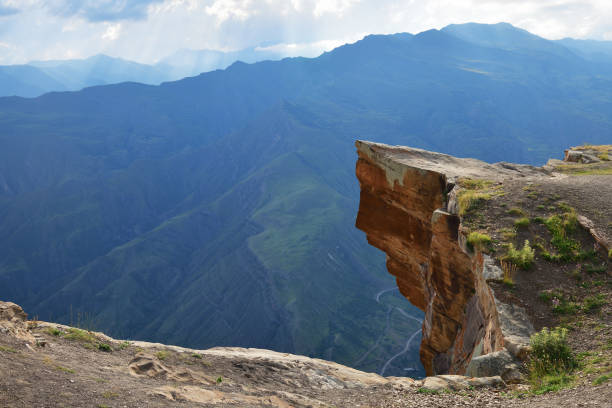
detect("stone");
top-left (420, 375), bottom-right (504, 392)
top-left (465, 350), bottom-right (513, 378)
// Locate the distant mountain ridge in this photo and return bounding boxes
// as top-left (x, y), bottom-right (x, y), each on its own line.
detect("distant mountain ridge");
top-left (3, 22), bottom-right (612, 98)
top-left (0, 23), bottom-right (611, 378)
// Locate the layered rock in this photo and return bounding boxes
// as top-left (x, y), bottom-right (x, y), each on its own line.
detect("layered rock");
top-left (355, 141), bottom-right (543, 376)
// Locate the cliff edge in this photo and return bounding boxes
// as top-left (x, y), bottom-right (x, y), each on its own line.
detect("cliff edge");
top-left (355, 141), bottom-right (611, 378)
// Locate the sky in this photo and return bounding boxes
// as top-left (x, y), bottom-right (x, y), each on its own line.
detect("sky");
top-left (1, 0), bottom-right (611, 65)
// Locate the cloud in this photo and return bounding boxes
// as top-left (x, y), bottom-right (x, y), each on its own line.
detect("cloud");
top-left (0, 3), bottom-right (19, 17)
top-left (45, 0), bottom-right (165, 22)
top-left (205, 0), bottom-right (255, 23)
top-left (102, 23), bottom-right (122, 40)
top-left (1, 0), bottom-right (612, 65)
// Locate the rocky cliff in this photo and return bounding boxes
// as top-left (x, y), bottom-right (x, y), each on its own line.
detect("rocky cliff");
top-left (355, 141), bottom-right (611, 377)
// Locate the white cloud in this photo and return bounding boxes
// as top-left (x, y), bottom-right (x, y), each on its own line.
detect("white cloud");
top-left (0, 0), bottom-right (611, 65)
top-left (313, 0), bottom-right (360, 17)
top-left (205, 0), bottom-right (255, 23)
top-left (102, 23), bottom-right (122, 40)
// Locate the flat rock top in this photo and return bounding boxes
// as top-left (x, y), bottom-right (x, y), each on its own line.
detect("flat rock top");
top-left (356, 140), bottom-right (548, 183)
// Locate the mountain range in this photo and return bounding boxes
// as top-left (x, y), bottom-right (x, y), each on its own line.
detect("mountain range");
top-left (0, 45), bottom-right (312, 98)
top-left (0, 22), bottom-right (611, 377)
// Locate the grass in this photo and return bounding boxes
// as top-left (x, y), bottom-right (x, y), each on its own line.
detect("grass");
top-left (0, 345), bottom-right (17, 353)
top-left (498, 227), bottom-right (516, 241)
top-left (514, 217), bottom-right (530, 228)
top-left (102, 391), bottom-right (119, 399)
top-left (56, 365), bottom-right (75, 374)
top-left (507, 207), bottom-right (525, 216)
top-left (416, 387), bottom-right (442, 395)
top-left (584, 263), bottom-right (607, 274)
top-left (155, 350), bottom-right (169, 360)
top-left (456, 178), bottom-right (503, 216)
top-left (503, 240), bottom-right (535, 269)
top-left (583, 294), bottom-right (606, 313)
top-left (528, 327), bottom-right (577, 394)
top-left (609, 249), bottom-right (612, 259)
top-left (191, 353), bottom-right (202, 359)
top-left (593, 373), bottom-right (612, 385)
top-left (466, 231), bottom-right (492, 251)
top-left (539, 207), bottom-right (595, 262)
top-left (500, 261), bottom-right (516, 288)
top-left (46, 327), bottom-right (62, 336)
top-left (98, 343), bottom-right (112, 352)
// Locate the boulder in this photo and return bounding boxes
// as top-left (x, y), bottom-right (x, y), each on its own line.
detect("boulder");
top-left (420, 375), bottom-right (504, 392)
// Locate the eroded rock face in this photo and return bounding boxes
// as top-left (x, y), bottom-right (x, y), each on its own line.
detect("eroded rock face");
top-left (355, 141), bottom-right (542, 376)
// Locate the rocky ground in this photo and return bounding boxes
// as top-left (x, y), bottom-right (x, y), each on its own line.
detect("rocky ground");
top-left (1, 300), bottom-right (611, 407)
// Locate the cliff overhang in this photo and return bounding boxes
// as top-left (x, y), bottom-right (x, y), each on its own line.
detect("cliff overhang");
top-left (354, 141), bottom-right (579, 376)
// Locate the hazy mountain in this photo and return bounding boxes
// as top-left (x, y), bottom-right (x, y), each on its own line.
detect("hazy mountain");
top-left (555, 38), bottom-right (612, 63)
top-left (155, 46), bottom-right (291, 78)
top-left (0, 54), bottom-right (172, 97)
top-left (0, 23), bottom-right (611, 377)
top-left (0, 46), bottom-right (306, 98)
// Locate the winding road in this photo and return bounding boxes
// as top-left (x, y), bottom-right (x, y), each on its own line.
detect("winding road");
top-left (354, 287), bottom-right (423, 376)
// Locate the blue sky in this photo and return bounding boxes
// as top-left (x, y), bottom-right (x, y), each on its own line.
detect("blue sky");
top-left (1, 0), bottom-right (611, 64)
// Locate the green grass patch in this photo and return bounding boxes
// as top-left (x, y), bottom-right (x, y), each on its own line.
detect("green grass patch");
top-left (514, 217), bottom-right (530, 228)
top-left (155, 350), bottom-right (169, 360)
top-left (593, 373), bottom-right (612, 385)
top-left (583, 294), bottom-right (606, 313)
top-left (98, 343), bottom-right (112, 352)
top-left (507, 207), bottom-right (525, 216)
top-left (503, 240), bottom-right (535, 269)
top-left (466, 231), bottom-right (492, 251)
top-left (456, 178), bottom-right (503, 216)
top-left (0, 345), bottom-right (17, 353)
top-left (528, 327), bottom-right (577, 394)
top-left (46, 327), bottom-right (61, 336)
top-left (498, 227), bottom-right (516, 241)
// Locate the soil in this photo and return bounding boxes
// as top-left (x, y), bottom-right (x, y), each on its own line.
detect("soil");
top-left (461, 173), bottom-right (612, 388)
top-left (2, 323), bottom-right (611, 408)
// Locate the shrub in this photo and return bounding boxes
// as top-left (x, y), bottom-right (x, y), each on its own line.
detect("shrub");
top-left (507, 207), bottom-right (525, 216)
top-left (514, 217), bottom-right (530, 228)
top-left (501, 261), bottom-right (516, 288)
top-left (593, 373), bottom-right (612, 385)
top-left (529, 327), bottom-right (576, 376)
top-left (46, 327), bottom-right (61, 336)
top-left (155, 351), bottom-right (168, 360)
top-left (504, 240), bottom-right (535, 269)
top-left (609, 249), bottom-right (612, 259)
top-left (98, 343), bottom-right (112, 352)
top-left (583, 294), bottom-right (606, 313)
top-left (466, 231), bottom-right (492, 251)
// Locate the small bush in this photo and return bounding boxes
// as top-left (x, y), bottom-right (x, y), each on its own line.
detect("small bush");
top-left (507, 207), bottom-right (525, 216)
top-left (467, 231), bottom-right (492, 251)
top-left (504, 240), bottom-right (535, 269)
top-left (583, 294), bottom-right (606, 313)
top-left (46, 327), bottom-right (61, 336)
top-left (593, 373), bottom-right (612, 385)
top-left (584, 263), bottom-right (607, 274)
top-left (529, 327), bottom-right (576, 376)
top-left (155, 351), bottom-right (168, 360)
top-left (498, 227), bottom-right (516, 241)
top-left (216, 376), bottom-right (223, 384)
top-left (98, 343), bottom-right (112, 352)
top-left (514, 217), bottom-right (530, 228)
top-left (501, 261), bottom-right (516, 288)
top-left (608, 249), bottom-right (612, 259)
top-left (191, 353), bottom-right (202, 359)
